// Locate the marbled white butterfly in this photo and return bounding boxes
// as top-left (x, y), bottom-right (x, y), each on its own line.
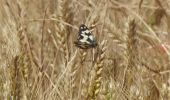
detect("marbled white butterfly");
top-left (74, 24), bottom-right (98, 49)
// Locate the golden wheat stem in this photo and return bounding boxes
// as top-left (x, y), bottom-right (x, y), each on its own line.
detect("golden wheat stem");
top-left (121, 19), bottom-right (138, 100)
top-left (87, 40), bottom-right (107, 100)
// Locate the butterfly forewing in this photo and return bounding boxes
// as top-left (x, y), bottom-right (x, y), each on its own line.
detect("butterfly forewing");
top-left (74, 24), bottom-right (97, 49)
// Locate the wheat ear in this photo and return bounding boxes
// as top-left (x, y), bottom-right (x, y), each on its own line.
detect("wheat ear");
top-left (87, 40), bottom-right (107, 100)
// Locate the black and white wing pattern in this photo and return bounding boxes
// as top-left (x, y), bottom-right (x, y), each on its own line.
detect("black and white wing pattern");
top-left (74, 24), bottom-right (98, 49)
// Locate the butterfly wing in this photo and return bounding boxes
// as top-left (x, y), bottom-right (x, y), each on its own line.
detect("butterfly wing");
top-left (74, 24), bottom-right (97, 49)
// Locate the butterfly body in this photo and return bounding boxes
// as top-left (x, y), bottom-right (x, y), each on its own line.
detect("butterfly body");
top-left (74, 24), bottom-right (97, 49)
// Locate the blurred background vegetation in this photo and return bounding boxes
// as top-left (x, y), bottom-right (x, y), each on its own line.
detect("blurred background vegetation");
top-left (0, 0), bottom-right (170, 100)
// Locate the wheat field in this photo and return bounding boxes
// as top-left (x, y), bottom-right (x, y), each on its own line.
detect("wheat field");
top-left (0, 0), bottom-right (170, 100)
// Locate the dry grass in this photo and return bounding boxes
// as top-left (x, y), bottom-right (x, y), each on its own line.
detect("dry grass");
top-left (1, 0), bottom-right (170, 100)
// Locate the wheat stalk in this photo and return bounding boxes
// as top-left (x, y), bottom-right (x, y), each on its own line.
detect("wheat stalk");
top-left (122, 19), bottom-right (138, 99)
top-left (87, 40), bottom-right (107, 100)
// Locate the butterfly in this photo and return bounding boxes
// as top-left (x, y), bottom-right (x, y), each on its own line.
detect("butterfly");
top-left (74, 24), bottom-right (98, 49)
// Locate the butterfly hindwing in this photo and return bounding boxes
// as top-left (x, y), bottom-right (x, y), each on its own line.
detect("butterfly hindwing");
top-left (74, 24), bottom-right (97, 49)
